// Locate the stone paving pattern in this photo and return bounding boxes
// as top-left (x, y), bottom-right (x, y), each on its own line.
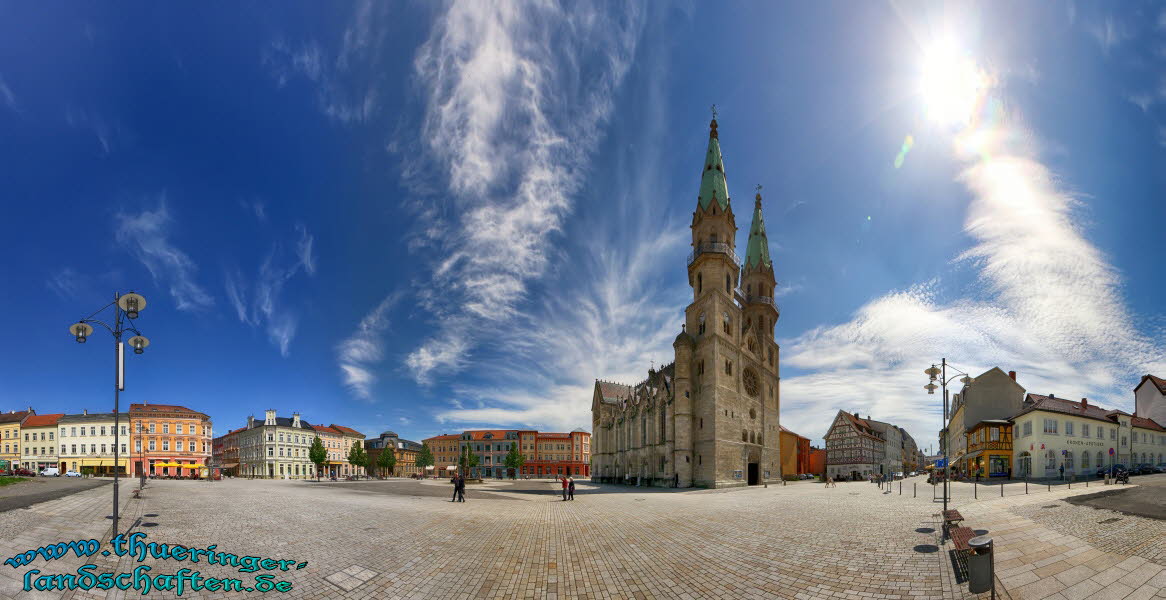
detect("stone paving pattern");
top-left (0, 475), bottom-right (1163, 599)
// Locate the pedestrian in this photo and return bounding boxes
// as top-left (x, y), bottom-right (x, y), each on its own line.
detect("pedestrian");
top-left (457, 474), bottom-right (466, 502)
top-left (561, 475), bottom-right (568, 501)
top-left (568, 477), bottom-right (575, 500)
top-left (1059, 464), bottom-right (1064, 481)
top-left (450, 474), bottom-right (458, 502)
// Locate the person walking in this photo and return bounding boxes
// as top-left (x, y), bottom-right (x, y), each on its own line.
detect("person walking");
top-left (560, 476), bottom-right (568, 501)
top-left (456, 474), bottom-right (466, 502)
top-left (450, 474), bottom-right (459, 502)
top-left (568, 477), bottom-right (575, 500)
top-left (1059, 464), bottom-right (1064, 481)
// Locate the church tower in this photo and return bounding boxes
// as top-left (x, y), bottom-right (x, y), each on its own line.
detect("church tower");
top-left (741, 190), bottom-right (779, 356)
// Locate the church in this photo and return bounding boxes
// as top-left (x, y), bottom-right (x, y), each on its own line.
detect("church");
top-left (591, 116), bottom-right (782, 488)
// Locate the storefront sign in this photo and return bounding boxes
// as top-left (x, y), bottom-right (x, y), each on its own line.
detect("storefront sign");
top-left (1066, 439), bottom-right (1103, 446)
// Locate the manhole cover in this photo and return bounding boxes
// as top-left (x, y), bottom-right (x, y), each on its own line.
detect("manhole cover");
top-left (913, 545), bottom-right (939, 553)
top-left (105, 516), bottom-right (114, 519)
top-left (1099, 517), bottom-right (1122, 524)
top-left (973, 529), bottom-right (989, 535)
top-left (1041, 505), bottom-right (1059, 508)
top-left (141, 522), bottom-right (158, 527)
top-left (915, 527), bottom-right (935, 534)
top-left (144, 513), bottom-right (158, 517)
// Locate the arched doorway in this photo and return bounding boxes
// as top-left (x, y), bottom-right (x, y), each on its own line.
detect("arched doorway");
top-left (746, 448), bottom-right (761, 486)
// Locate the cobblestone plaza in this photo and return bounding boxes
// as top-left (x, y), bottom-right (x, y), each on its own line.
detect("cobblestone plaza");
top-left (1, 475), bottom-right (1164, 599)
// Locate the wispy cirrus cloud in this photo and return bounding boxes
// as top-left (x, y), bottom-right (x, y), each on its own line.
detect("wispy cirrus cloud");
top-left (403, 1), bottom-right (645, 387)
top-left (225, 223), bottom-right (317, 356)
top-left (0, 73), bottom-right (17, 113)
top-left (336, 291), bottom-right (404, 400)
top-left (47, 267), bottom-right (85, 300)
top-left (114, 199), bottom-right (214, 311)
top-left (263, 0), bottom-right (385, 124)
top-left (777, 81), bottom-right (1164, 447)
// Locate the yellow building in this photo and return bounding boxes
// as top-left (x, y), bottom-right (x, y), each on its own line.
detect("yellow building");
top-left (964, 420), bottom-right (1013, 478)
top-left (425, 434), bottom-right (461, 475)
top-left (1, 409), bottom-right (35, 471)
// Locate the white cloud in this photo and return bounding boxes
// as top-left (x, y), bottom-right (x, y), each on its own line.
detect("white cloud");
top-left (404, 2), bottom-right (644, 386)
top-left (114, 199), bottom-right (214, 311)
top-left (1086, 15), bottom-right (1129, 54)
top-left (777, 104), bottom-right (1164, 446)
top-left (46, 267), bottom-right (84, 300)
top-left (1127, 93), bottom-right (1153, 112)
top-left (337, 292), bottom-right (404, 399)
top-left (0, 73), bottom-right (16, 112)
top-left (225, 225), bottom-right (318, 356)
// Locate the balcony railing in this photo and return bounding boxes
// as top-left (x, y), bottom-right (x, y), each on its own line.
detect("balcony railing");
top-left (744, 295), bottom-right (781, 317)
top-left (686, 242), bottom-right (741, 267)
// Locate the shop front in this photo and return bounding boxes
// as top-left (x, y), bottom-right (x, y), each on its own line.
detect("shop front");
top-left (965, 420), bottom-right (1013, 479)
top-left (78, 458), bottom-right (130, 477)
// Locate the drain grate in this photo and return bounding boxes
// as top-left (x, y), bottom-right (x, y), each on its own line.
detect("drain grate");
top-left (144, 513), bottom-right (158, 517)
top-left (915, 527), bottom-right (935, 534)
top-left (141, 522), bottom-right (158, 527)
top-left (1098, 517), bottom-right (1122, 524)
top-left (914, 544), bottom-right (939, 553)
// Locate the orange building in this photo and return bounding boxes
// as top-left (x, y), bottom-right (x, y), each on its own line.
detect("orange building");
top-left (515, 429), bottom-right (590, 478)
top-left (129, 403), bottom-right (212, 478)
top-left (424, 434), bottom-right (461, 476)
top-left (808, 446), bottom-right (826, 476)
top-left (779, 425), bottom-right (812, 476)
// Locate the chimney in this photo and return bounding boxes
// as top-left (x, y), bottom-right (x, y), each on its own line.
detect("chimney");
top-left (83, 409), bottom-right (88, 416)
top-left (1008, 371), bottom-right (1016, 380)
top-left (293, 412), bottom-right (301, 428)
top-left (1049, 393), bottom-right (1055, 399)
top-left (247, 415), bottom-right (254, 429)
top-left (1081, 398), bottom-right (1088, 410)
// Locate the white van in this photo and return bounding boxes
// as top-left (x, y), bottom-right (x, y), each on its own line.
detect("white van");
top-left (40, 467), bottom-right (60, 477)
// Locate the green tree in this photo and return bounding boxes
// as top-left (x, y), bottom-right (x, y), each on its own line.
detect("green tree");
top-left (415, 442), bottom-right (435, 477)
top-left (504, 442), bottom-right (525, 479)
top-left (309, 436), bottom-right (327, 482)
top-left (347, 443), bottom-right (368, 479)
top-left (376, 446), bottom-right (397, 478)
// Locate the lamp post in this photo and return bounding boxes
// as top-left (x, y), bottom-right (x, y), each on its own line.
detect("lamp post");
top-left (924, 359), bottom-right (973, 516)
top-left (69, 292), bottom-right (151, 538)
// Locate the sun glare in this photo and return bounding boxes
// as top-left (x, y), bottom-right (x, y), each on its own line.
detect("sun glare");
top-left (919, 42), bottom-right (989, 128)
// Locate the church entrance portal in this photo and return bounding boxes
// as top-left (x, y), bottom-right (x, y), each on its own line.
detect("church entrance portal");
top-left (747, 462), bottom-right (759, 485)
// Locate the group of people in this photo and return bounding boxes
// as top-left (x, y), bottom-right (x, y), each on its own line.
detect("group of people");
top-left (559, 476), bottom-right (576, 500)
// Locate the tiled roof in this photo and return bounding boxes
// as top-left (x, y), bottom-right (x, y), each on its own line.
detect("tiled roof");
top-left (597, 381), bottom-right (632, 403)
top-left (129, 403), bottom-right (208, 418)
top-left (0, 410), bottom-right (33, 424)
top-left (424, 434), bottom-right (460, 442)
top-left (311, 425), bottom-right (342, 435)
top-left (465, 430), bottom-right (513, 440)
top-left (330, 424), bottom-right (365, 437)
top-left (1013, 394), bottom-right (1123, 424)
top-left (538, 432), bottom-right (571, 439)
top-left (58, 412), bottom-right (130, 423)
top-left (779, 425), bottom-right (808, 439)
top-left (1131, 416), bottom-right (1165, 432)
top-left (1136, 374), bottom-right (1166, 395)
top-left (23, 413), bottom-right (64, 427)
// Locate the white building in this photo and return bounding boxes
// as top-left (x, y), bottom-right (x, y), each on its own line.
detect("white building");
top-left (236, 410), bottom-right (316, 479)
top-left (57, 411), bottom-right (131, 476)
top-left (1134, 374), bottom-right (1166, 431)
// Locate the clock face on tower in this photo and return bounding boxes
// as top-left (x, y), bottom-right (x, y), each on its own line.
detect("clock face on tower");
top-left (743, 368), bottom-right (760, 397)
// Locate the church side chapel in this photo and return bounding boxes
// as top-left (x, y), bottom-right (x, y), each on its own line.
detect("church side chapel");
top-left (592, 113), bottom-right (782, 488)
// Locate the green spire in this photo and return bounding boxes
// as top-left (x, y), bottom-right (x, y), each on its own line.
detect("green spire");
top-left (745, 191), bottom-right (772, 269)
top-left (697, 119), bottom-right (730, 211)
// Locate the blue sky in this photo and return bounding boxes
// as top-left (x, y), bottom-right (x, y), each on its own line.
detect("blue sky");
top-left (2, 1), bottom-right (1164, 449)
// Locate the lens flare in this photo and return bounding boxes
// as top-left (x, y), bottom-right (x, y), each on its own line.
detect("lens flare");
top-left (894, 134), bottom-right (915, 169)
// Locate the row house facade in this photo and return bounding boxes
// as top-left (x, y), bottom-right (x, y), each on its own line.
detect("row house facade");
top-left (129, 403), bottom-right (212, 477)
top-left (1, 409), bottom-right (34, 470)
top-left (20, 413), bottom-right (63, 471)
top-left (236, 410), bottom-right (316, 479)
top-left (366, 431), bottom-right (422, 477)
top-left (313, 424), bottom-right (366, 478)
top-left (424, 434), bottom-right (461, 475)
top-left (823, 410), bottom-right (886, 481)
top-left (57, 412), bottom-right (130, 476)
top-left (212, 427), bottom-right (244, 476)
top-left (516, 429), bottom-right (590, 478)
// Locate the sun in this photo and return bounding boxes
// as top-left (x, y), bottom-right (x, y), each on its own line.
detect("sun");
top-left (918, 41), bottom-right (989, 128)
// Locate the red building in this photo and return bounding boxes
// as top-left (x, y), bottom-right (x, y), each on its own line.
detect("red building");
top-left (808, 446), bottom-right (826, 476)
top-left (515, 429), bottom-right (591, 478)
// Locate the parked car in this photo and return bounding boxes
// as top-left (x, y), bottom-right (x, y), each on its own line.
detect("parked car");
top-left (1154, 464), bottom-right (1166, 473)
top-left (1096, 464), bottom-right (1126, 478)
top-left (40, 467), bottom-right (60, 477)
top-left (1135, 464), bottom-right (1156, 475)
top-left (12, 468), bottom-right (36, 477)
top-left (64, 470), bottom-right (82, 477)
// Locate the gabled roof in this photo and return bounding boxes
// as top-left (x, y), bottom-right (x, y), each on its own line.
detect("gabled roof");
top-left (1013, 394), bottom-right (1124, 424)
top-left (23, 413), bottom-right (64, 427)
top-left (0, 410), bottom-right (33, 424)
top-left (597, 381), bottom-right (632, 404)
top-left (330, 424), bottom-right (365, 438)
top-left (779, 425), bottom-right (808, 440)
top-left (1131, 416), bottom-right (1165, 432)
top-left (1134, 374), bottom-right (1166, 395)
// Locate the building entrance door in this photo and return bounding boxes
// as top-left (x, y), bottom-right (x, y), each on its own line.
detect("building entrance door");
top-left (747, 462), bottom-right (759, 485)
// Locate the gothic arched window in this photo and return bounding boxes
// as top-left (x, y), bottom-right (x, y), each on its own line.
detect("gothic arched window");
top-left (697, 272), bottom-right (703, 294)
top-left (698, 313), bottom-right (706, 335)
top-left (723, 312), bottom-right (731, 335)
top-left (725, 273), bottom-right (731, 293)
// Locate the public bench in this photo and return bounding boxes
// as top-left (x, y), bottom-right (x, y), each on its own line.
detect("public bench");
top-left (950, 526), bottom-right (975, 552)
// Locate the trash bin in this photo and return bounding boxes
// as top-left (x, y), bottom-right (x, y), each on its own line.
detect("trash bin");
top-left (967, 535), bottom-right (994, 595)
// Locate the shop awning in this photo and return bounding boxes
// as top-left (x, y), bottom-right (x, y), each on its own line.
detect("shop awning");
top-left (445, 465), bottom-right (457, 471)
top-left (327, 461), bottom-right (345, 465)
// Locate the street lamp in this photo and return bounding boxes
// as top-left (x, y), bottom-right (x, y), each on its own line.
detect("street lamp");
top-left (69, 291), bottom-right (152, 538)
top-left (924, 358), bottom-right (973, 518)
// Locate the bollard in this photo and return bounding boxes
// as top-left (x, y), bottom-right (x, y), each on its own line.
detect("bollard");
top-left (974, 481), bottom-right (977, 499)
top-left (1048, 483), bottom-right (1051, 492)
top-left (1001, 482), bottom-right (1003, 497)
top-left (899, 481), bottom-right (902, 495)
top-left (914, 482), bottom-right (917, 498)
